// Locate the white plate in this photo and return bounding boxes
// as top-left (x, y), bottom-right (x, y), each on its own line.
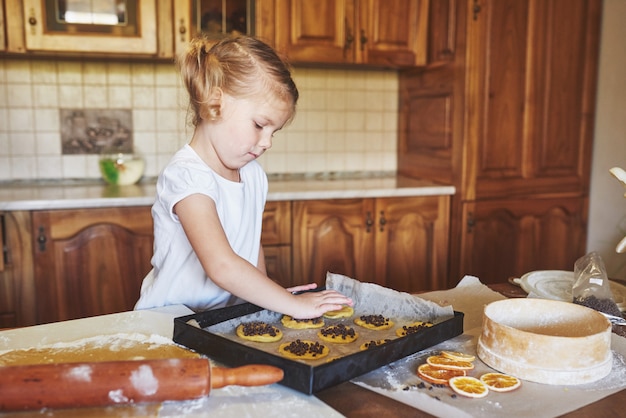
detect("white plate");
top-left (519, 270), bottom-right (626, 311)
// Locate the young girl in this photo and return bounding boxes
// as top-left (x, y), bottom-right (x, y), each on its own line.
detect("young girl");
top-left (135, 35), bottom-right (352, 318)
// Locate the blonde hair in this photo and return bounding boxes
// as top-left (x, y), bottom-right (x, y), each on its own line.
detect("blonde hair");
top-left (177, 35), bottom-right (299, 127)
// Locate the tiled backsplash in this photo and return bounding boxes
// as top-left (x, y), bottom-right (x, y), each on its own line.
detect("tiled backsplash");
top-left (0, 59), bottom-right (398, 181)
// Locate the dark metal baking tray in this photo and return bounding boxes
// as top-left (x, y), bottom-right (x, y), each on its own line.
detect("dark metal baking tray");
top-left (173, 302), bottom-right (464, 394)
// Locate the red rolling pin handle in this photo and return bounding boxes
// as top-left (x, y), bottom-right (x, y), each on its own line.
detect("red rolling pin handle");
top-left (0, 358), bottom-right (284, 411)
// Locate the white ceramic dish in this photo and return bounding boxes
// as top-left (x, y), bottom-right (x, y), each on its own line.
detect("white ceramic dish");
top-left (519, 270), bottom-right (626, 311)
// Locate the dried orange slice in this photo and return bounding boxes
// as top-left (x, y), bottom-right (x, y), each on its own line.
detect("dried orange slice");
top-left (426, 355), bottom-right (474, 370)
top-left (441, 350), bottom-right (475, 362)
top-left (480, 373), bottom-right (521, 392)
top-left (449, 376), bottom-right (489, 398)
top-left (417, 363), bottom-right (466, 386)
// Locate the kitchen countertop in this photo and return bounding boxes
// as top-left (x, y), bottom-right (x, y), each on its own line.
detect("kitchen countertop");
top-left (0, 173), bottom-right (455, 211)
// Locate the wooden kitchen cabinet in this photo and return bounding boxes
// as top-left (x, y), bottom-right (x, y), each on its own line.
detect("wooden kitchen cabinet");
top-left (261, 200), bottom-right (292, 287)
top-left (268, 0), bottom-right (429, 68)
top-left (460, 197), bottom-right (587, 284)
top-left (0, 211), bottom-right (36, 328)
top-left (398, 0), bottom-right (602, 285)
top-left (31, 207), bottom-right (153, 324)
top-left (4, 0), bottom-right (174, 58)
top-left (292, 195), bottom-right (449, 293)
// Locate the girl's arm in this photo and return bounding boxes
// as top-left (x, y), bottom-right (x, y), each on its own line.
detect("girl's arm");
top-left (175, 194), bottom-right (352, 318)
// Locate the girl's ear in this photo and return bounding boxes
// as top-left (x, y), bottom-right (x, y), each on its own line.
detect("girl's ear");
top-left (207, 88), bottom-right (223, 120)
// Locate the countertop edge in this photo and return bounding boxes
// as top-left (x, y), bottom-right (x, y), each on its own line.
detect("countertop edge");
top-left (0, 176), bottom-right (456, 211)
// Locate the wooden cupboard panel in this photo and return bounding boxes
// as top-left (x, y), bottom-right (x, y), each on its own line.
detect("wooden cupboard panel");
top-left (398, 66), bottom-right (457, 185)
top-left (32, 208), bottom-right (153, 324)
top-left (50, 224), bottom-right (152, 321)
top-left (530, 0), bottom-right (596, 180)
top-left (376, 196), bottom-right (449, 292)
top-left (0, 211), bottom-right (36, 328)
top-left (261, 201), bottom-right (291, 245)
top-left (427, 0), bottom-right (457, 63)
top-left (41, 207), bottom-right (153, 239)
top-left (406, 94), bottom-right (452, 150)
top-left (460, 197), bottom-right (586, 285)
top-left (263, 245), bottom-right (292, 287)
top-left (292, 199), bottom-right (375, 286)
top-left (361, 0), bottom-right (429, 67)
top-left (476, 0), bottom-right (528, 179)
top-left (275, 0), bottom-right (353, 64)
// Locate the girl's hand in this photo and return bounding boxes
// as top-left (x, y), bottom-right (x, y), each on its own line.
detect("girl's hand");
top-left (290, 289), bottom-right (353, 319)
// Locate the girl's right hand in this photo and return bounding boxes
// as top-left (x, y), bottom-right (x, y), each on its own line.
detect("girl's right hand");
top-left (290, 289), bottom-right (353, 319)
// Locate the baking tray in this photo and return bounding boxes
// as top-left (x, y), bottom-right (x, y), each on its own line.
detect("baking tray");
top-left (173, 302), bottom-right (464, 394)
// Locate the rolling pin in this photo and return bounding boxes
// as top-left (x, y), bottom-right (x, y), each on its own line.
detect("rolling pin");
top-left (0, 358), bottom-right (284, 411)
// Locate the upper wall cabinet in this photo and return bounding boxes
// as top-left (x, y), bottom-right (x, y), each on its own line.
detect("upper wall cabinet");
top-left (173, 0), bottom-right (256, 55)
top-left (4, 0), bottom-right (174, 58)
top-left (269, 0), bottom-right (429, 68)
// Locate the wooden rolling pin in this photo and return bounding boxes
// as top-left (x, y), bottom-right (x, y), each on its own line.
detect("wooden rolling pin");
top-left (0, 358), bottom-right (284, 411)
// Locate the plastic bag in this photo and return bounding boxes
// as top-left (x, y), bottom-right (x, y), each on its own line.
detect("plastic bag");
top-left (572, 252), bottom-right (622, 316)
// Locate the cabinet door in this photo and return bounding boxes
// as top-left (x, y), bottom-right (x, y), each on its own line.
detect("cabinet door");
top-left (19, 0), bottom-right (157, 54)
top-left (0, 212), bottom-right (36, 328)
top-left (32, 207), bottom-right (153, 324)
top-left (375, 196), bottom-right (449, 293)
top-left (359, 0), bottom-right (428, 67)
top-left (459, 197), bottom-right (587, 285)
top-left (0, 1), bottom-right (5, 52)
top-left (262, 201), bottom-right (292, 287)
top-left (465, 0), bottom-right (601, 200)
top-left (292, 199), bottom-right (375, 286)
top-left (275, 0), bottom-right (357, 64)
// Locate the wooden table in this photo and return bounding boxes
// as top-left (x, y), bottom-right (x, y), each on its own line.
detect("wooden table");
top-left (316, 281), bottom-right (626, 417)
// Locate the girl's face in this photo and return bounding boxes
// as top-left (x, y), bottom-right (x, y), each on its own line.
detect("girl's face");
top-left (201, 92), bottom-right (292, 178)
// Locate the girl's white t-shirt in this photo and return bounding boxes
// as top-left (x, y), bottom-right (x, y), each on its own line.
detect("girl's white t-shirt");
top-left (134, 144), bottom-right (268, 311)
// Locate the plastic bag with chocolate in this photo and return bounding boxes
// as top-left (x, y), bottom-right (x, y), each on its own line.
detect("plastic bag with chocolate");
top-left (572, 252), bottom-right (622, 317)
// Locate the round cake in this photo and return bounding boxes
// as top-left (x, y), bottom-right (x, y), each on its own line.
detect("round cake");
top-left (477, 298), bottom-right (612, 385)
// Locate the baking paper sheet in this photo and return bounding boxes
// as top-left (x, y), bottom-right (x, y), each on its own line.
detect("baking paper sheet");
top-left (350, 276), bottom-right (626, 418)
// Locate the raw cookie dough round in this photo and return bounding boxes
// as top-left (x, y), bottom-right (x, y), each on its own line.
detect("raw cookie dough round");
top-left (278, 339), bottom-right (329, 360)
top-left (236, 322), bottom-right (283, 342)
top-left (395, 321), bottom-right (433, 337)
top-left (354, 314), bottom-right (394, 330)
top-left (323, 305), bottom-right (355, 319)
top-left (360, 339), bottom-right (392, 350)
top-left (281, 315), bottom-right (325, 329)
top-left (318, 324), bottom-right (358, 344)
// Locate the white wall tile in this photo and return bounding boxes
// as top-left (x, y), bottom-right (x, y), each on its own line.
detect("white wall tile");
top-left (7, 84), bottom-right (33, 107)
top-left (1, 60), bottom-right (399, 181)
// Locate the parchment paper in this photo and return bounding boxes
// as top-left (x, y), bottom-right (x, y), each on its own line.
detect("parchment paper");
top-left (351, 276), bottom-right (626, 418)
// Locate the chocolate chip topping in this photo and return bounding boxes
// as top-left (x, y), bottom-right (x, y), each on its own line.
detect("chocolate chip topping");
top-left (241, 321), bottom-right (279, 337)
top-left (284, 339), bottom-right (326, 356)
top-left (320, 323), bottom-right (356, 340)
top-left (401, 322), bottom-right (433, 335)
top-left (360, 314), bottom-right (391, 327)
top-left (363, 339), bottom-right (391, 349)
top-left (293, 317), bottom-right (323, 324)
